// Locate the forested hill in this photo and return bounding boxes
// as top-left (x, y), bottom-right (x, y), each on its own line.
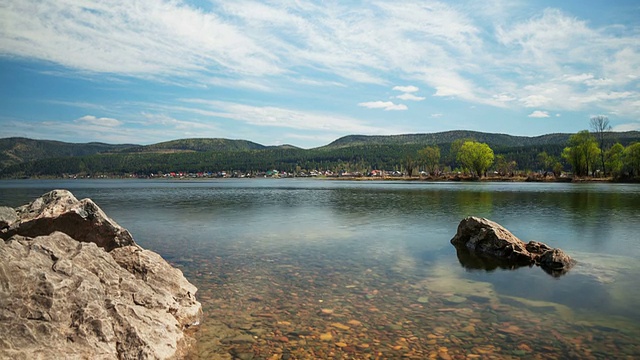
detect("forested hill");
top-left (2, 130), bottom-right (640, 178)
top-left (117, 138), bottom-right (269, 153)
top-left (0, 137), bottom-right (135, 168)
top-left (0, 137), bottom-right (300, 168)
top-left (322, 130), bottom-right (640, 149)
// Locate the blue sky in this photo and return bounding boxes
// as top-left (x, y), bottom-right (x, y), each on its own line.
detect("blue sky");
top-left (1, 0), bottom-right (639, 148)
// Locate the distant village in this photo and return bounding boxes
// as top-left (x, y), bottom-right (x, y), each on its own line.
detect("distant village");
top-left (144, 169), bottom-right (405, 179)
top-left (66, 169), bottom-right (413, 179)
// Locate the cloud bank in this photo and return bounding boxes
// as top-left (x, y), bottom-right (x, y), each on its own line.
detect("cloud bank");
top-left (1, 0), bottom-right (640, 145)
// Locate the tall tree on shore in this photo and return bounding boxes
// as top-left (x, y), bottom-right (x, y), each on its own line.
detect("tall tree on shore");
top-left (403, 155), bottom-right (416, 177)
top-left (537, 151), bottom-right (556, 176)
top-left (457, 141), bottom-right (494, 177)
top-left (495, 155), bottom-right (517, 176)
top-left (590, 115), bottom-right (612, 176)
top-left (624, 143), bottom-right (640, 177)
top-left (448, 138), bottom-right (473, 168)
top-left (418, 145), bottom-right (440, 175)
top-left (605, 143), bottom-right (625, 178)
top-left (562, 130), bottom-right (600, 176)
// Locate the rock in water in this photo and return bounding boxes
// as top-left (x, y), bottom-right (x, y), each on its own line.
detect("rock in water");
top-left (450, 217), bottom-right (534, 265)
top-left (451, 216), bottom-right (575, 276)
top-left (0, 190), bottom-right (202, 359)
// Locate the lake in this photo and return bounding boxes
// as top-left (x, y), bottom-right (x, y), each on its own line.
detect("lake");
top-left (1, 179), bottom-right (639, 359)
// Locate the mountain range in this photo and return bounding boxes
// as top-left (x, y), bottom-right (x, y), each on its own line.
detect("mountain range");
top-left (2, 130), bottom-right (639, 177)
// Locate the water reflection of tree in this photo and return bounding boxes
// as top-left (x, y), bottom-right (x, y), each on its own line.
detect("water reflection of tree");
top-left (560, 190), bottom-right (627, 248)
top-left (455, 190), bottom-right (493, 218)
top-left (326, 188), bottom-right (447, 219)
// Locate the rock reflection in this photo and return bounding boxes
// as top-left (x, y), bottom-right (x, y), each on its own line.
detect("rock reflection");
top-left (455, 247), bottom-right (571, 277)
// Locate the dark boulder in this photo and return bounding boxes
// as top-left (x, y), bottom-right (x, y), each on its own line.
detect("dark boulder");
top-left (451, 216), bottom-right (575, 276)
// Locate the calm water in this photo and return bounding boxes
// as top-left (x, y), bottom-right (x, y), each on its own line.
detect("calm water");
top-left (1, 179), bottom-right (639, 359)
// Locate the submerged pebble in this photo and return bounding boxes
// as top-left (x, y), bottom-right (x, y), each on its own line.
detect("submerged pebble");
top-left (184, 247), bottom-right (640, 359)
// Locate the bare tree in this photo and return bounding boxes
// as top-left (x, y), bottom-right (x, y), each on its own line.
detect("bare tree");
top-left (590, 115), bottom-right (611, 176)
top-left (403, 156), bottom-right (416, 177)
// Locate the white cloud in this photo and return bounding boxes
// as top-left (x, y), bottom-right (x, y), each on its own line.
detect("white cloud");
top-left (180, 99), bottom-right (398, 133)
top-left (570, 91), bottom-right (633, 104)
top-left (396, 93), bottom-right (426, 101)
top-left (496, 9), bottom-right (595, 63)
top-left (140, 113), bottom-right (219, 132)
top-left (393, 85), bottom-right (419, 93)
top-left (76, 115), bottom-right (122, 127)
top-left (528, 110), bottom-right (550, 118)
top-left (521, 95), bottom-right (552, 108)
top-left (494, 8), bottom-right (640, 117)
top-left (0, 0), bottom-right (281, 79)
top-left (46, 100), bottom-right (108, 111)
top-left (493, 93), bottom-right (517, 102)
top-left (612, 123), bottom-right (640, 132)
top-left (584, 78), bottom-right (615, 87)
top-left (563, 73), bottom-right (594, 83)
top-left (431, 113), bottom-right (443, 118)
top-left (358, 101), bottom-right (408, 111)
top-left (206, 77), bottom-right (274, 92)
top-left (1, 0), bottom-right (639, 121)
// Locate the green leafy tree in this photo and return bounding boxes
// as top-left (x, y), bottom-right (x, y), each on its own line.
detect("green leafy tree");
top-left (605, 143), bottom-right (625, 177)
top-left (562, 130), bottom-right (600, 176)
top-left (537, 151), bottom-right (556, 176)
top-left (457, 141), bottom-right (494, 177)
top-left (623, 142), bottom-right (640, 177)
top-left (553, 162), bottom-right (564, 177)
top-left (448, 138), bottom-right (473, 167)
top-left (418, 145), bottom-right (440, 175)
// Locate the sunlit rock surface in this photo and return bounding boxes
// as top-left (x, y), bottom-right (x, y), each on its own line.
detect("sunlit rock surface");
top-left (0, 190), bottom-right (201, 359)
top-left (0, 206), bottom-right (17, 229)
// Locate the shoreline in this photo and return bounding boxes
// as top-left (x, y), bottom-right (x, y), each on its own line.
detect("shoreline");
top-left (2, 175), bottom-right (639, 184)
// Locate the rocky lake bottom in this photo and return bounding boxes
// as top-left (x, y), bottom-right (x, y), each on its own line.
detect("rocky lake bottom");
top-left (2, 180), bottom-right (639, 359)
top-left (173, 247), bottom-right (640, 360)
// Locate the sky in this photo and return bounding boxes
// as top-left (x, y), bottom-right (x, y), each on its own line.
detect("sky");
top-left (1, 0), bottom-right (639, 149)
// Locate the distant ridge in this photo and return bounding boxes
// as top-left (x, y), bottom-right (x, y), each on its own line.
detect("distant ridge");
top-left (0, 137), bottom-right (135, 168)
top-left (0, 137), bottom-right (303, 169)
top-left (118, 138), bottom-right (267, 153)
top-left (320, 130), bottom-right (640, 149)
top-left (2, 131), bottom-right (639, 173)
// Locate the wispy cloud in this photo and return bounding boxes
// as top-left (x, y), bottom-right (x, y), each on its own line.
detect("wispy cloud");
top-left (393, 85), bottom-right (419, 93)
top-left (396, 93), bottom-right (426, 101)
top-left (612, 123), bottom-right (640, 132)
top-left (358, 101), bottom-right (408, 111)
top-left (528, 110), bottom-right (550, 118)
top-left (180, 99), bottom-right (398, 133)
top-left (0, 0), bottom-right (281, 79)
top-left (140, 113), bottom-right (219, 132)
top-left (76, 115), bottom-right (122, 128)
top-left (1, 0), bottom-right (639, 137)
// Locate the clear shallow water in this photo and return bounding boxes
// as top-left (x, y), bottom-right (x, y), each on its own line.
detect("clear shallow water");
top-left (1, 179), bottom-right (639, 359)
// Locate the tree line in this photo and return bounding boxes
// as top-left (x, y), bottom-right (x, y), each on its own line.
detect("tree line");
top-left (407, 116), bottom-right (640, 179)
top-left (1, 116), bottom-right (639, 179)
top-left (560, 116), bottom-right (640, 178)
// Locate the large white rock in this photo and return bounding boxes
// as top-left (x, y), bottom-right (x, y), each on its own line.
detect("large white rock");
top-left (0, 190), bottom-right (202, 359)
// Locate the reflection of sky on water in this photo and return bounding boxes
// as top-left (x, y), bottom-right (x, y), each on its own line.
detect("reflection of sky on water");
top-left (1, 179), bottom-right (639, 328)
